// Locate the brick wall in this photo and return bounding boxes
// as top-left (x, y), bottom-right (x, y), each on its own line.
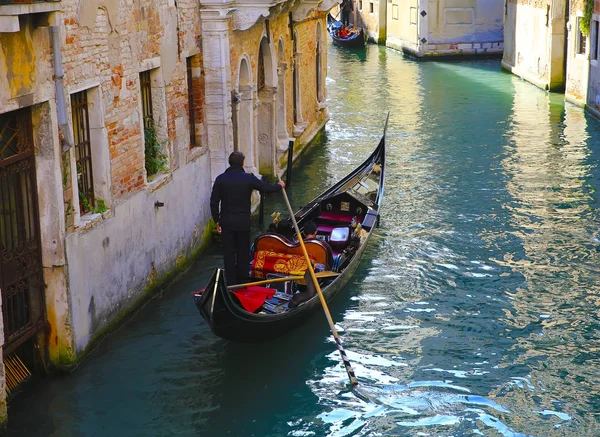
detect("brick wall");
top-left (60, 0), bottom-right (202, 203)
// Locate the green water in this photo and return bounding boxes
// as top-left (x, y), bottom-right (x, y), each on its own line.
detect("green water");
top-left (9, 45), bottom-right (600, 436)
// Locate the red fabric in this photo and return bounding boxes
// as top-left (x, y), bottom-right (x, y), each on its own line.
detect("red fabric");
top-left (251, 250), bottom-right (315, 278)
top-left (232, 286), bottom-right (276, 313)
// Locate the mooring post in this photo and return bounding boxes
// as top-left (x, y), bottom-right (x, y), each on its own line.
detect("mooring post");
top-left (286, 140), bottom-right (294, 188)
top-left (259, 189), bottom-right (265, 225)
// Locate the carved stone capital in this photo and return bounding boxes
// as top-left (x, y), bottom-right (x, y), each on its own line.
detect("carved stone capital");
top-left (292, 0), bottom-right (322, 21)
top-left (232, 7), bottom-right (270, 31)
top-left (318, 0), bottom-right (339, 12)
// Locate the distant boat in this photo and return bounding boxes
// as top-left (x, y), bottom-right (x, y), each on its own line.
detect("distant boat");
top-left (193, 115), bottom-right (388, 342)
top-left (327, 14), bottom-right (367, 48)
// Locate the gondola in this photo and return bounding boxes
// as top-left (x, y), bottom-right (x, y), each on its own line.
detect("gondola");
top-left (193, 115), bottom-right (387, 342)
top-left (327, 14), bottom-right (367, 48)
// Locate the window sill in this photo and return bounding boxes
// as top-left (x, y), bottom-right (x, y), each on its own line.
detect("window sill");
top-left (147, 172), bottom-right (171, 193)
top-left (75, 209), bottom-right (112, 233)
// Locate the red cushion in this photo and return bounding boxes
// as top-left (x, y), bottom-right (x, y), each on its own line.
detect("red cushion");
top-left (251, 250), bottom-right (316, 278)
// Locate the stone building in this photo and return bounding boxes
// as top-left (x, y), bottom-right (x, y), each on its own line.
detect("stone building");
top-left (0, 0), bottom-right (333, 428)
top-left (349, 0), bottom-right (504, 57)
top-left (503, 0), bottom-right (600, 119)
top-left (502, 0), bottom-right (569, 91)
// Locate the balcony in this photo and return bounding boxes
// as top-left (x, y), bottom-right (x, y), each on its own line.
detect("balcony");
top-left (0, 0), bottom-right (60, 33)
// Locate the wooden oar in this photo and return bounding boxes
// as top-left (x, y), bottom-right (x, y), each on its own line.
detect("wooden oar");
top-left (279, 184), bottom-right (359, 386)
top-left (227, 271), bottom-right (339, 290)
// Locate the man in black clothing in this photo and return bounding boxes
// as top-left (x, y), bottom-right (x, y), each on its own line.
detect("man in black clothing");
top-left (340, 0), bottom-right (353, 27)
top-left (210, 151), bottom-right (285, 286)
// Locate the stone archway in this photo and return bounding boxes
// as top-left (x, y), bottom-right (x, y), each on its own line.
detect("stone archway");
top-left (276, 38), bottom-right (290, 151)
top-left (256, 37), bottom-right (277, 178)
top-left (233, 57), bottom-right (258, 174)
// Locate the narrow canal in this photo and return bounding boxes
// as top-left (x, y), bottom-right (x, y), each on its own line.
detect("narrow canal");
top-left (10, 45), bottom-right (600, 437)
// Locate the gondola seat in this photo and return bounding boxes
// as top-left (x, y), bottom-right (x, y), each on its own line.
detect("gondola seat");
top-left (251, 233), bottom-right (334, 278)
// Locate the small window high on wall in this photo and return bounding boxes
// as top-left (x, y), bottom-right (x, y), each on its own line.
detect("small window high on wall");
top-left (71, 91), bottom-right (94, 214)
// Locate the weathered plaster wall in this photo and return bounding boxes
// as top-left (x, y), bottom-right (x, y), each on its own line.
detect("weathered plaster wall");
top-left (502, 0), bottom-right (567, 91)
top-left (0, 17), bottom-right (55, 113)
top-left (427, 0), bottom-right (504, 44)
top-left (386, 0), bottom-right (503, 57)
top-left (65, 154), bottom-right (212, 351)
top-left (386, 0), bottom-right (419, 52)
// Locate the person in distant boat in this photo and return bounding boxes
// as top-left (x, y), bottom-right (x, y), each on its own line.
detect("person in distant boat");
top-left (340, 0), bottom-right (353, 27)
top-left (210, 151), bottom-right (285, 287)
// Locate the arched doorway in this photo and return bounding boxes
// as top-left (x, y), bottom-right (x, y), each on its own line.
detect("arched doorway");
top-left (233, 57), bottom-right (258, 174)
top-left (256, 37), bottom-right (277, 178)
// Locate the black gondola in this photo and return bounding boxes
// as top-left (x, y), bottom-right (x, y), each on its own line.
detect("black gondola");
top-left (193, 115), bottom-right (387, 342)
top-left (327, 14), bottom-right (367, 48)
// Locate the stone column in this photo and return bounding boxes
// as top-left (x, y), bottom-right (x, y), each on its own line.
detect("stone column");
top-left (276, 62), bottom-right (290, 152)
top-left (257, 85), bottom-right (277, 177)
top-left (293, 51), bottom-right (307, 136)
top-left (200, 8), bottom-right (235, 181)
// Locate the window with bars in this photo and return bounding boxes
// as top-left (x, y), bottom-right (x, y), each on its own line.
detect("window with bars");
top-left (140, 70), bottom-right (154, 129)
top-left (71, 91), bottom-right (95, 214)
top-left (186, 57), bottom-right (197, 148)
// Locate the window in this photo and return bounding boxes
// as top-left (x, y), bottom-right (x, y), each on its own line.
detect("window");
top-left (369, 2), bottom-right (374, 13)
top-left (71, 91), bottom-right (94, 214)
top-left (140, 70), bottom-right (154, 129)
top-left (186, 57), bottom-right (197, 148)
top-left (140, 69), bottom-right (168, 178)
top-left (392, 4), bottom-right (399, 20)
top-left (592, 20), bottom-right (599, 61)
top-left (577, 18), bottom-right (587, 55)
top-left (359, 0), bottom-right (362, 10)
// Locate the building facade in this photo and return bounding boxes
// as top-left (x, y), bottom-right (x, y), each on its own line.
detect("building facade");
top-left (351, 0), bottom-right (504, 57)
top-left (503, 0), bottom-right (600, 120)
top-left (0, 0), bottom-right (333, 427)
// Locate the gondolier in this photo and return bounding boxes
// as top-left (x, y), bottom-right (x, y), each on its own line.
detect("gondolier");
top-left (210, 151), bottom-right (285, 287)
top-left (340, 0), bottom-right (353, 27)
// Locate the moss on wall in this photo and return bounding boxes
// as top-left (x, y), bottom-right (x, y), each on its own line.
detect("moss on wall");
top-left (53, 222), bottom-right (214, 370)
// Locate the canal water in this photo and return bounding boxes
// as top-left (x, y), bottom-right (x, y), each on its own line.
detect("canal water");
top-left (9, 45), bottom-right (600, 436)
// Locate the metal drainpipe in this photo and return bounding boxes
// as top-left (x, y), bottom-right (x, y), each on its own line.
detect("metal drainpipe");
top-left (51, 25), bottom-right (73, 151)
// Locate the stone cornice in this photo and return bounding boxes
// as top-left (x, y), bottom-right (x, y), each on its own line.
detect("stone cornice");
top-left (291, 0), bottom-right (321, 21)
